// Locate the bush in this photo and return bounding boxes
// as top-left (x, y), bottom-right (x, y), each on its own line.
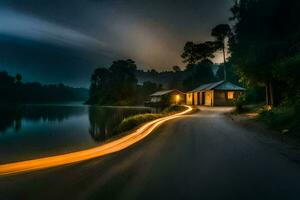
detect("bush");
top-left (115, 105), bottom-right (186, 134)
top-left (257, 105), bottom-right (299, 135)
top-left (234, 95), bottom-right (247, 114)
top-left (162, 105), bottom-right (186, 114)
top-left (115, 113), bottom-right (164, 134)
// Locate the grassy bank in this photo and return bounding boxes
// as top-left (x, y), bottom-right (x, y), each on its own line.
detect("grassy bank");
top-left (256, 105), bottom-right (299, 136)
top-left (115, 105), bottom-right (186, 134)
top-left (232, 103), bottom-right (300, 139)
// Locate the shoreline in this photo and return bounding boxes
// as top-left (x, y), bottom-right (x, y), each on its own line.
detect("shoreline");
top-left (0, 105), bottom-right (193, 176)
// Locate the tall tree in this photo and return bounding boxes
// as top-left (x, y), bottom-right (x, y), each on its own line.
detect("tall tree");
top-left (181, 42), bottom-right (199, 65)
top-left (229, 0), bottom-right (300, 106)
top-left (183, 60), bottom-right (215, 90)
top-left (172, 65), bottom-right (181, 72)
top-left (211, 24), bottom-right (232, 80)
top-left (88, 59), bottom-right (138, 105)
top-left (181, 41), bottom-right (216, 65)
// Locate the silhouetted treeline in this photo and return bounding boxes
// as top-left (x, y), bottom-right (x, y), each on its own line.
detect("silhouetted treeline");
top-left (136, 66), bottom-right (214, 91)
top-left (87, 57), bottom-right (235, 105)
top-left (0, 71), bottom-right (88, 103)
top-left (136, 60), bottom-right (238, 91)
top-left (87, 59), bottom-right (163, 105)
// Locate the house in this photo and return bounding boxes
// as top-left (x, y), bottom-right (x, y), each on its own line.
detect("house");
top-left (186, 80), bottom-right (245, 106)
top-left (146, 90), bottom-right (186, 107)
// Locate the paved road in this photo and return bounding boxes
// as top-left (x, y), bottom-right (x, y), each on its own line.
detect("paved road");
top-left (1, 107), bottom-right (300, 200)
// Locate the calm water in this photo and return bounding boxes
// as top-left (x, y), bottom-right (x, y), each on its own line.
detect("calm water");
top-left (0, 104), bottom-right (153, 164)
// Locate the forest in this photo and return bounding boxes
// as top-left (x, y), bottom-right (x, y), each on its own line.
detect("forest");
top-left (0, 71), bottom-right (88, 103)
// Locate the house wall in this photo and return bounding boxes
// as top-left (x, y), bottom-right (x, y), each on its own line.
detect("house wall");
top-left (213, 90), bottom-right (244, 106)
top-left (200, 92), bottom-right (204, 105)
top-left (169, 91), bottom-right (186, 104)
top-left (205, 90), bottom-right (214, 106)
top-left (150, 97), bottom-right (161, 103)
top-left (193, 92), bottom-right (199, 105)
top-left (214, 90), bottom-right (227, 106)
top-left (186, 93), bottom-right (193, 105)
top-left (187, 90), bottom-right (244, 106)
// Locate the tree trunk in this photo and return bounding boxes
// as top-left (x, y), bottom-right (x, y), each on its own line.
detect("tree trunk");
top-left (222, 43), bottom-right (227, 81)
top-left (269, 81), bottom-right (274, 106)
top-left (265, 84), bottom-right (270, 106)
top-left (265, 81), bottom-right (275, 108)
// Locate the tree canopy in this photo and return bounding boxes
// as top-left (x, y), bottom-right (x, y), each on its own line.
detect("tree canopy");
top-left (181, 41), bottom-right (217, 65)
top-left (88, 59), bottom-right (162, 105)
top-left (229, 0), bottom-right (300, 106)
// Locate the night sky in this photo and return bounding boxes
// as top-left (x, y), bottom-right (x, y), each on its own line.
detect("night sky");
top-left (0, 0), bottom-right (233, 87)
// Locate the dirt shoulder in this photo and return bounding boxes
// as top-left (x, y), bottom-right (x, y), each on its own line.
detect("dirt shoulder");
top-left (226, 111), bottom-right (300, 146)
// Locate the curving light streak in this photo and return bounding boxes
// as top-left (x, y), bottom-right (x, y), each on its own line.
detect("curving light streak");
top-left (0, 106), bottom-right (192, 176)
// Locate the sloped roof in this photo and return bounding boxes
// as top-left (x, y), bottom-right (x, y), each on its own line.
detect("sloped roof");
top-left (214, 81), bottom-right (246, 91)
top-left (189, 80), bottom-right (245, 92)
top-left (150, 89), bottom-right (184, 97)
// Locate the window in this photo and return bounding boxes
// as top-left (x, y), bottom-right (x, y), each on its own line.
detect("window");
top-left (227, 91), bottom-right (234, 99)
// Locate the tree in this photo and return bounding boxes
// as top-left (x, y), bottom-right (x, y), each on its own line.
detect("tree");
top-left (181, 42), bottom-right (199, 65)
top-left (211, 24), bottom-right (232, 80)
top-left (89, 68), bottom-right (111, 104)
top-left (110, 59), bottom-right (138, 102)
top-left (229, 0), bottom-right (300, 106)
top-left (88, 59), bottom-right (138, 105)
top-left (172, 65), bottom-right (181, 72)
top-left (183, 60), bottom-right (215, 90)
top-left (15, 74), bottom-right (22, 83)
top-left (181, 41), bottom-right (217, 65)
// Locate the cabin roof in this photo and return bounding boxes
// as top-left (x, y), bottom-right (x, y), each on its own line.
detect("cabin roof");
top-left (189, 80), bottom-right (245, 92)
top-left (150, 89), bottom-right (184, 97)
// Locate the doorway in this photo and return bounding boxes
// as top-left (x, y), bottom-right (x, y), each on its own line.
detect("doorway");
top-left (201, 92), bottom-right (205, 105)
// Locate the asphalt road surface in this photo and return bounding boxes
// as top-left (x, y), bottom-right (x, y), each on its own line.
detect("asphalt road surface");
top-left (1, 107), bottom-right (300, 200)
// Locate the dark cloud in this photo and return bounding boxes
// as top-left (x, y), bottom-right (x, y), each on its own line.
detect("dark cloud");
top-left (0, 0), bottom-right (233, 86)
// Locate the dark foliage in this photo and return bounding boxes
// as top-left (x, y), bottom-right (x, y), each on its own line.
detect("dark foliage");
top-left (230, 0), bottom-right (300, 106)
top-left (0, 71), bottom-right (88, 103)
top-left (88, 59), bottom-right (162, 105)
top-left (182, 60), bottom-right (215, 90)
top-left (181, 41), bottom-right (218, 65)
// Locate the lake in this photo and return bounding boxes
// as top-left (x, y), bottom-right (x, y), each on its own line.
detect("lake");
top-left (0, 104), bottom-right (154, 164)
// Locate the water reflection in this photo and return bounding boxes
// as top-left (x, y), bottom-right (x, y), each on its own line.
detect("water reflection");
top-left (0, 105), bottom-right (152, 142)
top-left (88, 106), bottom-right (151, 142)
top-left (0, 105), bottom-right (86, 134)
top-left (0, 106), bottom-right (22, 133)
top-left (0, 105), bottom-right (153, 163)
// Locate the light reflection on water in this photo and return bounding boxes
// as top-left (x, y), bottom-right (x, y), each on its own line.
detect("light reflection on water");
top-left (0, 105), bottom-right (154, 163)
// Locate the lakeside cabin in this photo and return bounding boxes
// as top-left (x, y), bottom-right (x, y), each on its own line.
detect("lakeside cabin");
top-left (186, 80), bottom-right (245, 106)
top-left (145, 90), bottom-right (186, 107)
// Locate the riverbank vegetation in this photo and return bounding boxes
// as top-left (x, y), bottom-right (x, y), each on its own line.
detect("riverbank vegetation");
top-left (0, 71), bottom-right (88, 103)
top-left (231, 103), bottom-right (300, 139)
top-left (115, 105), bottom-right (186, 134)
top-left (257, 105), bottom-right (300, 136)
top-left (220, 0), bottom-right (299, 137)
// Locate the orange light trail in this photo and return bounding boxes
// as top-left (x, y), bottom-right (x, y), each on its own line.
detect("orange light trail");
top-left (0, 106), bottom-right (192, 176)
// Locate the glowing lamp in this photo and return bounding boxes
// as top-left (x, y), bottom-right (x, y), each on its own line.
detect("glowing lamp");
top-left (176, 94), bottom-right (180, 104)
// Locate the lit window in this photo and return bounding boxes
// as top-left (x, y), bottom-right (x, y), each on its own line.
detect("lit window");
top-left (227, 91), bottom-right (234, 99)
